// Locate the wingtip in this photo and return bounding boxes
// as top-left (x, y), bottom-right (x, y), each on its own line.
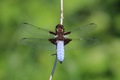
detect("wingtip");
top-left (22, 38), bottom-right (27, 39)
top-left (23, 22), bottom-right (28, 24)
top-left (90, 23), bottom-right (94, 24)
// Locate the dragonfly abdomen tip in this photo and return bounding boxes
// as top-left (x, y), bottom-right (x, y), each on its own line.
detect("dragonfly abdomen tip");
top-left (59, 61), bottom-right (63, 64)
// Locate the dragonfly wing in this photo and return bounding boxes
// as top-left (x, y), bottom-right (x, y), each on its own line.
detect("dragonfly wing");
top-left (20, 23), bottom-right (54, 38)
top-left (64, 37), bottom-right (99, 50)
top-left (66, 23), bottom-right (97, 39)
top-left (20, 38), bottom-right (55, 50)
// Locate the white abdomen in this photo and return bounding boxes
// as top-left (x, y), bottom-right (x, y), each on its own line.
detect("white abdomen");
top-left (57, 41), bottom-right (64, 63)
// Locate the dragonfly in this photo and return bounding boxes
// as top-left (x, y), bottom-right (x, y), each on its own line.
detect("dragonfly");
top-left (20, 22), bottom-right (97, 64)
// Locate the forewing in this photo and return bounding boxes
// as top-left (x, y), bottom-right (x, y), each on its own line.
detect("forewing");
top-left (66, 23), bottom-right (97, 39)
top-left (21, 23), bottom-right (54, 38)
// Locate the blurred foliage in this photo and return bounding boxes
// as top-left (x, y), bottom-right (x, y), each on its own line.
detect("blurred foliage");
top-left (0, 0), bottom-right (120, 80)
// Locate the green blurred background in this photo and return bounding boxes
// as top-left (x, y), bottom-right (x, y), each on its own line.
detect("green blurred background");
top-left (0, 0), bottom-right (120, 80)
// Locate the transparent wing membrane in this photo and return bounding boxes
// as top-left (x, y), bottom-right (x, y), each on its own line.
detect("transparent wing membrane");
top-left (64, 37), bottom-right (99, 50)
top-left (20, 38), bottom-right (55, 50)
top-left (21, 22), bottom-right (54, 38)
top-left (66, 23), bottom-right (97, 38)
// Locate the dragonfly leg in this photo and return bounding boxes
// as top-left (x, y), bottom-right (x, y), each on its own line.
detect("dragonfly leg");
top-left (64, 31), bottom-right (71, 35)
top-left (49, 31), bottom-right (56, 35)
top-left (64, 38), bottom-right (72, 45)
top-left (50, 53), bottom-right (57, 56)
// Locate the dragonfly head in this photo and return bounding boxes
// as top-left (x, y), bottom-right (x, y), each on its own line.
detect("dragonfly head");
top-left (56, 24), bottom-right (64, 32)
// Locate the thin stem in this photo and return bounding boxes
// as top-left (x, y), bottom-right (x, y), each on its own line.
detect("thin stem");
top-left (60, 0), bottom-right (64, 25)
top-left (49, 55), bottom-right (57, 80)
top-left (49, 0), bottom-right (64, 80)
